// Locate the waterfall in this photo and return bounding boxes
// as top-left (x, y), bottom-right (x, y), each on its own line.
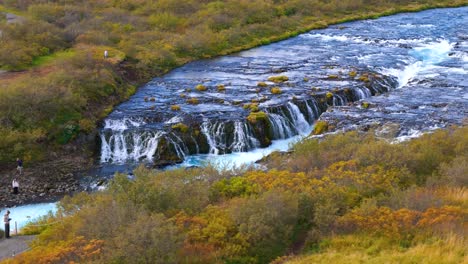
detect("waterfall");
top-left (230, 121), bottom-right (260, 152)
top-left (286, 102), bottom-right (311, 134)
top-left (100, 130), bottom-right (164, 163)
top-left (304, 98), bottom-right (320, 122)
top-left (201, 121), bottom-right (226, 155)
top-left (354, 87), bottom-right (371, 100)
top-left (332, 94), bottom-right (348, 106)
top-left (267, 111), bottom-right (294, 139)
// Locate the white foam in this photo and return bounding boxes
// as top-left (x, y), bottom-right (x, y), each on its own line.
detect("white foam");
top-left (381, 39), bottom-right (454, 88)
top-left (104, 118), bottom-right (144, 131)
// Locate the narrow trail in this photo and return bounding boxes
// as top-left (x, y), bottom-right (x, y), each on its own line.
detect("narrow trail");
top-left (0, 235), bottom-right (35, 261)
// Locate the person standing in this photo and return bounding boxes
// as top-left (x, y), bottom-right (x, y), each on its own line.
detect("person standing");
top-left (4, 210), bottom-right (11, 239)
top-left (16, 158), bottom-right (23, 176)
top-left (12, 179), bottom-right (19, 194)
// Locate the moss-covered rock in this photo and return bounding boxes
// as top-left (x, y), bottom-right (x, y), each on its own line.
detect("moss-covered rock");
top-left (195, 84), bottom-right (207, 91)
top-left (271, 87), bottom-right (282, 94)
top-left (267, 75), bottom-right (289, 83)
top-left (217, 84), bottom-right (226, 91)
top-left (312, 120), bottom-right (329, 135)
top-left (247, 111), bottom-right (268, 124)
top-left (187, 97), bottom-right (199, 104)
top-left (171, 105), bottom-right (181, 111)
top-left (257, 82), bottom-right (268, 87)
top-left (171, 123), bottom-right (189, 133)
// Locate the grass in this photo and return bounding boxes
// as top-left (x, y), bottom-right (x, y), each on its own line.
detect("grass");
top-left (31, 49), bottom-right (77, 67)
top-left (285, 234), bottom-right (467, 264)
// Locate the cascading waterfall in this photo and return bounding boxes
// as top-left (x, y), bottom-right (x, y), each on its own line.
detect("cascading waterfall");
top-left (286, 102), bottom-right (311, 134)
top-left (201, 121), bottom-right (225, 155)
top-left (230, 121), bottom-right (260, 152)
top-left (267, 111), bottom-right (295, 139)
top-left (332, 94), bottom-right (347, 106)
top-left (100, 130), bottom-right (165, 163)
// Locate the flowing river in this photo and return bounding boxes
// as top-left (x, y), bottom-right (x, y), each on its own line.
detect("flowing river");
top-left (5, 7), bottom-right (467, 229)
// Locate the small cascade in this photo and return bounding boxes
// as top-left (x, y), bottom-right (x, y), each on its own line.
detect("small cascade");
top-left (167, 133), bottom-right (189, 158)
top-left (267, 112), bottom-right (295, 139)
top-left (230, 121), bottom-right (260, 152)
top-left (100, 130), bottom-right (165, 163)
top-left (353, 87), bottom-right (372, 100)
top-left (201, 121), bottom-right (225, 155)
top-left (286, 102), bottom-right (311, 134)
top-left (332, 94), bottom-right (347, 106)
top-left (304, 99), bottom-right (320, 123)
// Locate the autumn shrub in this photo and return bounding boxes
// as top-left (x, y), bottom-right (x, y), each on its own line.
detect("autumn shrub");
top-left (312, 120), bottom-right (328, 135)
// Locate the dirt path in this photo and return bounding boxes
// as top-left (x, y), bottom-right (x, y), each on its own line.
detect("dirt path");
top-left (0, 235), bottom-right (35, 261)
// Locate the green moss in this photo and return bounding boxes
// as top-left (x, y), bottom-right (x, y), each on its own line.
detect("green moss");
top-left (268, 75), bottom-right (289, 83)
top-left (171, 105), bottom-right (181, 111)
top-left (247, 111), bottom-right (268, 124)
top-left (312, 120), bottom-right (329, 135)
top-left (361, 102), bottom-right (370, 109)
top-left (195, 84), bottom-right (207, 91)
top-left (358, 74), bottom-right (370, 82)
top-left (271, 87), bottom-right (282, 94)
top-left (187, 97), bottom-right (199, 104)
top-left (257, 82), bottom-right (268, 87)
top-left (326, 92), bottom-right (333, 99)
top-left (171, 123), bottom-right (189, 133)
top-left (217, 84), bottom-right (226, 91)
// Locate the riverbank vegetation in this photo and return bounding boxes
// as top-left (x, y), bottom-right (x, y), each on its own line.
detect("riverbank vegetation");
top-left (4, 126), bottom-right (466, 263)
top-left (1, 0), bottom-right (467, 165)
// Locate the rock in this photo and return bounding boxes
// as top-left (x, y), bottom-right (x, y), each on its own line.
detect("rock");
top-left (375, 122), bottom-right (401, 139)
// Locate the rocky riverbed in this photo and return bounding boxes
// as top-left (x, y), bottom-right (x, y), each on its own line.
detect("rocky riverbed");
top-left (0, 155), bottom-right (89, 208)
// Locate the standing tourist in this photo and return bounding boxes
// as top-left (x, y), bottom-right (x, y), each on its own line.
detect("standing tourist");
top-left (12, 179), bottom-right (19, 194)
top-left (16, 158), bottom-right (23, 176)
top-left (4, 210), bottom-right (11, 239)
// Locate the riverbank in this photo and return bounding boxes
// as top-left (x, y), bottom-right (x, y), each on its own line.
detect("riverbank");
top-left (0, 153), bottom-right (88, 208)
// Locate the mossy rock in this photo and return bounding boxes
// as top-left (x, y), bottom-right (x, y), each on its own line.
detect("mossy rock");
top-left (171, 123), bottom-right (189, 133)
top-left (312, 121), bottom-right (329, 135)
top-left (187, 98), bottom-right (199, 104)
top-left (349, 70), bottom-right (357, 78)
top-left (257, 82), bottom-right (268, 87)
top-left (361, 101), bottom-right (370, 109)
top-left (217, 84), bottom-right (226, 91)
top-left (195, 84), bottom-right (207, 91)
top-left (327, 74), bottom-right (339, 79)
top-left (326, 92), bottom-right (333, 99)
top-left (171, 105), bottom-right (181, 111)
top-left (179, 93), bottom-right (186, 98)
top-left (247, 111), bottom-right (268, 124)
top-left (149, 97), bottom-right (156, 102)
top-left (358, 74), bottom-right (370, 82)
top-left (267, 75), bottom-right (289, 83)
top-left (271, 87), bottom-right (282, 94)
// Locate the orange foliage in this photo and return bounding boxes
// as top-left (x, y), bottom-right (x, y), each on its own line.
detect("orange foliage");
top-left (337, 205), bottom-right (466, 240)
top-left (5, 236), bottom-right (104, 264)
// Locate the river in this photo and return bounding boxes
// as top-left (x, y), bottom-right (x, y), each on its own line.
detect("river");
top-left (4, 7), bottom-right (467, 229)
